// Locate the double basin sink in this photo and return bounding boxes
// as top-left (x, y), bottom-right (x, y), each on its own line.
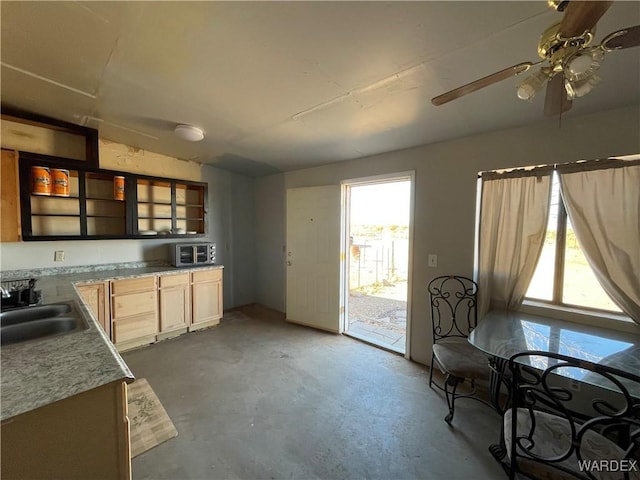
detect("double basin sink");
top-left (0, 303), bottom-right (86, 345)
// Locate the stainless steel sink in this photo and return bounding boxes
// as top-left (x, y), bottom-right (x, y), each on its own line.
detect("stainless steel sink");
top-left (1, 317), bottom-right (81, 345)
top-left (0, 303), bottom-right (85, 345)
top-left (0, 303), bottom-right (72, 327)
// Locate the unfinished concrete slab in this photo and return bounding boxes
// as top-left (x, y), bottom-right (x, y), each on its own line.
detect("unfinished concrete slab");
top-left (123, 305), bottom-right (504, 480)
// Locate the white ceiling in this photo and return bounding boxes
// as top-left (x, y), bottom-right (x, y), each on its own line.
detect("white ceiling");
top-left (2, 1), bottom-right (639, 176)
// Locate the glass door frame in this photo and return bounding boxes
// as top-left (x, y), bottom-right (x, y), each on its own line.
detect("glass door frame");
top-left (340, 171), bottom-right (415, 359)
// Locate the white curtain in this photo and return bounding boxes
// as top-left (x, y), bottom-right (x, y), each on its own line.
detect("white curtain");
top-left (558, 161), bottom-right (640, 323)
top-left (478, 169), bottom-right (553, 318)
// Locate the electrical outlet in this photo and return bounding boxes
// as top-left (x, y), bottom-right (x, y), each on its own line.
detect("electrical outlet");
top-left (428, 254), bottom-right (438, 268)
top-left (54, 250), bottom-right (65, 262)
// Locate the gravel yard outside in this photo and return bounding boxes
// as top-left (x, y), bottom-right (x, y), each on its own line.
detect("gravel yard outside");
top-left (347, 281), bottom-right (407, 353)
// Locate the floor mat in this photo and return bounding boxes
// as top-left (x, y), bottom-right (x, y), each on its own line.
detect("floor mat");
top-left (127, 378), bottom-right (177, 458)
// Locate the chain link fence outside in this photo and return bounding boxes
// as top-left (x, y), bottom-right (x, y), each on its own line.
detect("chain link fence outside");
top-left (349, 230), bottom-right (409, 291)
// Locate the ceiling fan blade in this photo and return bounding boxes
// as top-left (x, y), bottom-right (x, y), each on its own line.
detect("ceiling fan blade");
top-left (431, 62), bottom-right (533, 106)
top-left (544, 73), bottom-right (573, 116)
top-left (559, 1), bottom-right (613, 38)
top-left (601, 25), bottom-right (640, 50)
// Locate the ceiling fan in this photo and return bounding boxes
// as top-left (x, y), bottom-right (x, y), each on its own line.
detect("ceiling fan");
top-left (431, 1), bottom-right (640, 116)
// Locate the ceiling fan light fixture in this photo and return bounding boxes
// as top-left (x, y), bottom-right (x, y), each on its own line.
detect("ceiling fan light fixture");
top-left (516, 69), bottom-right (549, 101)
top-left (174, 124), bottom-right (204, 142)
top-left (565, 74), bottom-right (601, 100)
top-left (565, 48), bottom-right (604, 81)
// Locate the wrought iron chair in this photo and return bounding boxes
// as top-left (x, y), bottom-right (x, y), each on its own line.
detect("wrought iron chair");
top-left (494, 350), bottom-right (640, 480)
top-left (427, 275), bottom-right (492, 424)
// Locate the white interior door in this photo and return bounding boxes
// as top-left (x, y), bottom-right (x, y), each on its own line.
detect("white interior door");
top-left (286, 185), bottom-right (341, 333)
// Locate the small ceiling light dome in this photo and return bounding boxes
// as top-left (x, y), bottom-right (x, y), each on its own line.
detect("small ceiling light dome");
top-left (174, 124), bottom-right (204, 142)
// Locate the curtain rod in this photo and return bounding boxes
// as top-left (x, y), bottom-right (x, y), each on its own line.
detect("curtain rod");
top-left (478, 157), bottom-right (640, 179)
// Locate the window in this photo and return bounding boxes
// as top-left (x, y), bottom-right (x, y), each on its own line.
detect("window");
top-left (525, 172), bottom-right (622, 313)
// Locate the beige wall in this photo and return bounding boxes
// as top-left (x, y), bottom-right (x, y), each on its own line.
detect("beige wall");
top-left (254, 174), bottom-right (286, 311)
top-left (254, 105), bottom-right (640, 366)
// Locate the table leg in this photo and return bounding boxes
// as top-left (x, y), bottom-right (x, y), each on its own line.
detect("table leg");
top-left (488, 355), bottom-right (510, 474)
top-left (488, 355), bottom-right (510, 414)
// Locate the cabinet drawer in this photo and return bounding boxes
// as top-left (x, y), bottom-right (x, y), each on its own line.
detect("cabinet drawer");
top-left (113, 313), bottom-right (157, 343)
top-left (192, 269), bottom-right (222, 283)
top-left (111, 276), bottom-right (156, 295)
top-left (76, 282), bottom-right (109, 336)
top-left (112, 290), bottom-right (157, 319)
top-left (159, 273), bottom-right (189, 288)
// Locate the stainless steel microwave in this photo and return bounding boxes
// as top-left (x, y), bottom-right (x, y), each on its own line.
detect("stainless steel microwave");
top-left (171, 243), bottom-right (216, 267)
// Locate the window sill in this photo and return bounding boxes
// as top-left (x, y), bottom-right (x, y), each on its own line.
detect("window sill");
top-left (520, 300), bottom-right (639, 335)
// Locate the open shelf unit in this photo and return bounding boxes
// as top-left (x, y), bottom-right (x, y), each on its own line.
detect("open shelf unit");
top-left (86, 172), bottom-right (127, 236)
top-left (134, 176), bottom-right (207, 237)
top-left (18, 152), bottom-right (207, 241)
top-left (176, 182), bottom-right (206, 234)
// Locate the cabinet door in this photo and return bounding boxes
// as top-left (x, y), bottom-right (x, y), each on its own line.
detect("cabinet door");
top-left (1, 381), bottom-right (130, 480)
top-left (192, 279), bottom-right (223, 325)
top-left (76, 282), bottom-right (109, 337)
top-left (159, 274), bottom-right (190, 332)
top-left (1, 149), bottom-right (21, 242)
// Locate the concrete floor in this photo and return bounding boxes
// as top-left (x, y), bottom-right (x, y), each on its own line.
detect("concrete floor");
top-left (123, 305), bottom-right (505, 480)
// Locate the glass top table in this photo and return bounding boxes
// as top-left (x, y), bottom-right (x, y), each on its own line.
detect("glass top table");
top-left (469, 310), bottom-right (640, 398)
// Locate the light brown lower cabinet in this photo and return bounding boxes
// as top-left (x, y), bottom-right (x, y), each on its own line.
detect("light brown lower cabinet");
top-left (111, 276), bottom-right (158, 351)
top-left (158, 273), bottom-right (190, 335)
top-left (76, 281), bottom-right (110, 337)
top-left (1, 380), bottom-right (131, 480)
top-left (191, 268), bottom-right (223, 330)
top-left (73, 268), bottom-right (222, 351)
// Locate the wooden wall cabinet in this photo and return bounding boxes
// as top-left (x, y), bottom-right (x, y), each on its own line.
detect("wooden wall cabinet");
top-left (1, 108), bottom-right (99, 166)
top-left (1, 149), bottom-right (21, 242)
top-left (16, 152), bottom-right (207, 241)
top-left (190, 269), bottom-right (223, 330)
top-left (1, 380), bottom-right (130, 480)
top-left (158, 273), bottom-right (190, 335)
top-left (135, 177), bottom-right (206, 235)
top-left (111, 276), bottom-right (158, 350)
top-left (76, 281), bottom-right (110, 337)
top-left (85, 172), bottom-right (127, 236)
top-left (19, 153), bottom-right (130, 240)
